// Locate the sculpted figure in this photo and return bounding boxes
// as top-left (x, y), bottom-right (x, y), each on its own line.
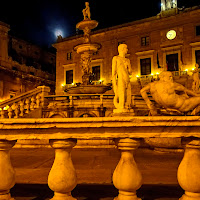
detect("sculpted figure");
top-left (140, 71), bottom-right (200, 116)
top-left (82, 2), bottom-right (91, 20)
top-left (112, 44), bottom-right (132, 113)
top-left (192, 63), bottom-right (200, 92)
top-left (166, 0), bottom-right (172, 9)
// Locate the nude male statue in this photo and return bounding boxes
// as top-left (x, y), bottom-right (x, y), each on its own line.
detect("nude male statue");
top-left (82, 2), bottom-right (91, 20)
top-left (192, 63), bottom-right (200, 92)
top-left (140, 71), bottom-right (200, 116)
top-left (112, 44), bottom-right (132, 113)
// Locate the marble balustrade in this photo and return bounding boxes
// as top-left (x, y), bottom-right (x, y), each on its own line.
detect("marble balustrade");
top-left (0, 86), bottom-right (50, 119)
top-left (0, 116), bottom-right (200, 200)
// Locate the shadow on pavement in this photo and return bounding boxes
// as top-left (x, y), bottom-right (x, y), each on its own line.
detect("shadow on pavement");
top-left (11, 184), bottom-right (184, 200)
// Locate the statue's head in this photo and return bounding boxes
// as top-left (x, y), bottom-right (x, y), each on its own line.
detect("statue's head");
top-left (85, 2), bottom-right (89, 6)
top-left (195, 63), bottom-right (199, 68)
top-left (118, 44), bottom-right (128, 54)
top-left (159, 71), bottom-right (173, 82)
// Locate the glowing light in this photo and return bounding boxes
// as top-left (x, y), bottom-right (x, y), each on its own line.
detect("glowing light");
top-left (156, 72), bottom-right (159, 75)
top-left (136, 75), bottom-right (140, 78)
top-left (0, 105), bottom-right (9, 111)
top-left (99, 80), bottom-right (102, 82)
top-left (192, 68), bottom-right (195, 71)
top-left (151, 73), bottom-right (154, 76)
top-left (55, 29), bottom-right (63, 37)
top-left (72, 83), bottom-right (75, 85)
top-left (61, 83), bottom-right (65, 87)
top-left (185, 69), bottom-right (188, 72)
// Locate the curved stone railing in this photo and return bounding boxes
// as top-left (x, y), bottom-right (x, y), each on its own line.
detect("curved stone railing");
top-left (0, 116), bottom-right (200, 200)
top-left (0, 86), bottom-right (50, 119)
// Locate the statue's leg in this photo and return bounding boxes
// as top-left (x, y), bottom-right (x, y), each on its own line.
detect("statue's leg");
top-left (126, 83), bottom-right (132, 108)
top-left (118, 79), bottom-right (125, 110)
top-left (180, 98), bottom-right (200, 113)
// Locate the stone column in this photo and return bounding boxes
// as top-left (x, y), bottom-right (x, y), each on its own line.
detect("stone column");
top-left (113, 138), bottom-right (142, 200)
top-left (0, 140), bottom-right (16, 200)
top-left (48, 139), bottom-right (77, 200)
top-left (177, 139), bottom-right (200, 200)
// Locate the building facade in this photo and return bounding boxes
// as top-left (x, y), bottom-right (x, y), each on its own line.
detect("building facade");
top-left (54, 4), bottom-right (200, 95)
top-left (0, 21), bottom-right (56, 101)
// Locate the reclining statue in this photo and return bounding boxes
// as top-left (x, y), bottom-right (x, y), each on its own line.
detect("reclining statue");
top-left (140, 71), bottom-right (200, 116)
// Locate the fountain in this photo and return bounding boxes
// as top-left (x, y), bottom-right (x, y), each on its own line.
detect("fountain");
top-left (64, 2), bottom-right (111, 94)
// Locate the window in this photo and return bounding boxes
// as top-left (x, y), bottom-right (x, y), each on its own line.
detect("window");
top-left (67, 52), bottom-right (72, 60)
top-left (66, 70), bottom-right (73, 84)
top-left (166, 53), bottom-right (179, 71)
top-left (196, 26), bottom-right (200, 36)
top-left (140, 58), bottom-right (151, 75)
top-left (195, 50), bottom-right (200, 66)
top-left (30, 72), bottom-right (35, 76)
top-left (9, 91), bottom-right (16, 99)
top-left (141, 36), bottom-right (150, 46)
top-left (92, 66), bottom-right (100, 81)
top-left (0, 81), bottom-right (3, 97)
top-left (93, 51), bottom-right (98, 56)
top-left (12, 66), bottom-right (18, 71)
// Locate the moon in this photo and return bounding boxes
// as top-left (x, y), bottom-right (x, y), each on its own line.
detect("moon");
top-left (54, 29), bottom-right (63, 37)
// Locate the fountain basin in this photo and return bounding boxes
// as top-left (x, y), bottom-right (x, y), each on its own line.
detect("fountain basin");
top-left (64, 84), bottom-right (112, 94)
top-left (74, 43), bottom-right (101, 54)
top-left (76, 20), bottom-right (98, 30)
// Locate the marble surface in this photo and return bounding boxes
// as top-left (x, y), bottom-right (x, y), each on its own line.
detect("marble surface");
top-left (0, 116), bottom-right (200, 140)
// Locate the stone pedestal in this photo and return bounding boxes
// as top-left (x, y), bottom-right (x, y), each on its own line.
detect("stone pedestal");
top-left (0, 140), bottom-right (16, 200)
top-left (178, 140), bottom-right (200, 200)
top-left (113, 138), bottom-right (142, 200)
top-left (48, 139), bottom-right (77, 200)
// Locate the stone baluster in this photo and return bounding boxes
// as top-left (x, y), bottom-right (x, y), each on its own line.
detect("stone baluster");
top-left (37, 86), bottom-right (50, 108)
top-left (113, 138), bottom-right (142, 200)
top-left (48, 139), bottom-right (77, 200)
top-left (100, 95), bottom-right (103, 105)
top-left (25, 98), bottom-right (30, 114)
top-left (177, 139), bottom-right (200, 200)
top-left (36, 94), bottom-right (41, 108)
top-left (0, 140), bottom-right (16, 200)
top-left (19, 100), bottom-right (24, 117)
top-left (30, 96), bottom-right (36, 110)
top-left (7, 107), bottom-right (13, 119)
top-left (69, 96), bottom-right (73, 107)
top-left (131, 95), bottom-right (135, 107)
top-left (0, 108), bottom-right (5, 119)
top-left (12, 103), bottom-right (19, 118)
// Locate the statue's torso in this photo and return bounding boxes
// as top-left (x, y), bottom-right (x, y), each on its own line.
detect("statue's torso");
top-left (151, 81), bottom-right (182, 109)
top-left (115, 56), bottom-right (130, 82)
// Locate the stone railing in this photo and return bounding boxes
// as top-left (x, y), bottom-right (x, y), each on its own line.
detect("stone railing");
top-left (0, 116), bottom-right (200, 200)
top-left (45, 94), bottom-right (136, 117)
top-left (0, 86), bottom-right (50, 119)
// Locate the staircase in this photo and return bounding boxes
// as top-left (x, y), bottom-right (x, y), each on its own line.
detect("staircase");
top-left (0, 86), bottom-right (50, 118)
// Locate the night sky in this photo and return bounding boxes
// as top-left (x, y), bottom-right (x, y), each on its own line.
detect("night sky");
top-left (0, 0), bottom-right (199, 48)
